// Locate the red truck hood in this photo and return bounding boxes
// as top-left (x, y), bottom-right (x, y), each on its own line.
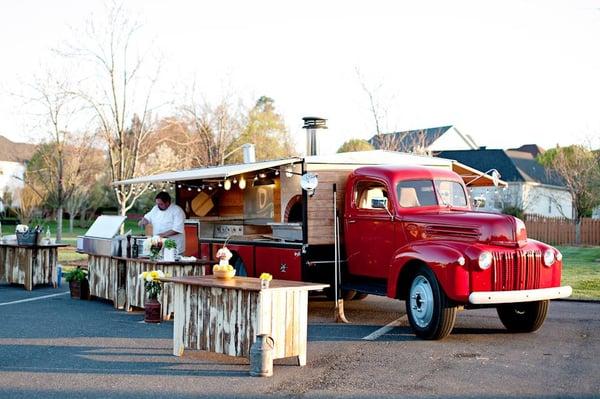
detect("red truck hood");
top-left (402, 210), bottom-right (524, 247)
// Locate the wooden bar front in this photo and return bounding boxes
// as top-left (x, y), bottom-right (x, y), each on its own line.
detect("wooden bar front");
top-left (126, 258), bottom-right (209, 320)
top-left (163, 275), bottom-right (327, 366)
top-left (0, 243), bottom-right (66, 290)
top-left (86, 254), bottom-right (209, 319)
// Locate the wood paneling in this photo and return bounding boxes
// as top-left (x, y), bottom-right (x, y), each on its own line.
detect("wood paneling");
top-left (168, 275), bottom-right (327, 365)
top-left (0, 244), bottom-right (61, 290)
top-left (126, 259), bottom-right (207, 320)
top-left (87, 255), bottom-right (126, 309)
top-left (306, 170), bottom-right (349, 245)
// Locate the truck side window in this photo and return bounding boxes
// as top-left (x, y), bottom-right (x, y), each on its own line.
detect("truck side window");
top-left (397, 180), bottom-right (437, 207)
top-left (355, 181), bottom-right (389, 210)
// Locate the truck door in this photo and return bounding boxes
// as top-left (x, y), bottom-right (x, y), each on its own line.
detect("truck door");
top-left (345, 179), bottom-right (396, 279)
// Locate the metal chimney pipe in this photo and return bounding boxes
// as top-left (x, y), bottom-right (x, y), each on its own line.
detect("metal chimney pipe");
top-left (303, 117), bottom-right (328, 156)
top-left (242, 143), bottom-right (256, 163)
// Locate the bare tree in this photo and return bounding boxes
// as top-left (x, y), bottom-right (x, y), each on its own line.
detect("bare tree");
top-left (59, 2), bottom-right (163, 217)
top-left (538, 145), bottom-right (600, 244)
top-left (175, 88), bottom-right (243, 167)
top-left (22, 70), bottom-right (92, 242)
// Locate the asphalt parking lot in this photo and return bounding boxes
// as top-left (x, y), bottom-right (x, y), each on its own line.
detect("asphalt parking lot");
top-left (0, 284), bottom-right (598, 398)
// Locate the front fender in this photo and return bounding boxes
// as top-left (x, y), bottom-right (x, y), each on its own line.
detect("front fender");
top-left (387, 243), bottom-right (470, 302)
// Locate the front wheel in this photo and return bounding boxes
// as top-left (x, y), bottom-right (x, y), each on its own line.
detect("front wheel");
top-left (496, 300), bottom-right (549, 333)
top-left (406, 266), bottom-right (457, 340)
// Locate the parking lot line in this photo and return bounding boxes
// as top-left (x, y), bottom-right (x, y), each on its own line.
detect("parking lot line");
top-left (361, 315), bottom-right (407, 341)
top-left (0, 292), bottom-right (70, 306)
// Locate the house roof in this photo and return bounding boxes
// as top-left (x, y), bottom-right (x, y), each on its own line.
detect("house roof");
top-left (0, 135), bottom-right (36, 162)
top-left (437, 148), bottom-right (565, 187)
top-left (368, 125), bottom-right (454, 150)
top-left (508, 144), bottom-right (545, 158)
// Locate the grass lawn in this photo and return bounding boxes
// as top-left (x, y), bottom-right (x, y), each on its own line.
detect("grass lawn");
top-left (557, 246), bottom-right (600, 300)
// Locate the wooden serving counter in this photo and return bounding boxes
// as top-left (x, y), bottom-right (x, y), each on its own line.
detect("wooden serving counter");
top-left (162, 275), bottom-right (327, 366)
top-left (86, 253), bottom-right (211, 320)
top-left (0, 243), bottom-right (67, 290)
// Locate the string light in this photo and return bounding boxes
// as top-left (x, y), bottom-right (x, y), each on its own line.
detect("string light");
top-left (224, 179), bottom-right (232, 190)
top-left (239, 176), bottom-right (246, 189)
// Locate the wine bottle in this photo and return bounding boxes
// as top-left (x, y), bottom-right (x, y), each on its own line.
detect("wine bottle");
top-left (126, 234), bottom-right (132, 258)
top-left (132, 241), bottom-right (138, 258)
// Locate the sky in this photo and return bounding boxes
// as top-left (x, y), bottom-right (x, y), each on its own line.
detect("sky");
top-left (1, 0), bottom-right (600, 155)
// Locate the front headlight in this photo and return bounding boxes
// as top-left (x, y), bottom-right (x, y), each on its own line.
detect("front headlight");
top-left (478, 251), bottom-right (493, 270)
top-left (543, 249), bottom-right (555, 267)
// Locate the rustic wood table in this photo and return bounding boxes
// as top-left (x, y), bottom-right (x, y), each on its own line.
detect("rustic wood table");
top-left (162, 275), bottom-right (328, 366)
top-left (85, 254), bottom-right (210, 319)
top-left (0, 243), bottom-right (68, 290)
top-left (124, 257), bottom-right (210, 320)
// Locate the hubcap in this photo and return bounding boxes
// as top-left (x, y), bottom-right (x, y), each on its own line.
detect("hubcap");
top-left (409, 275), bottom-right (434, 328)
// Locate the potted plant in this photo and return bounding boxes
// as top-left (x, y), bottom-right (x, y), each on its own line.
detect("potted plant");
top-left (64, 267), bottom-right (90, 300)
top-left (138, 270), bottom-right (165, 323)
top-left (143, 236), bottom-right (163, 260)
top-left (163, 239), bottom-right (177, 262)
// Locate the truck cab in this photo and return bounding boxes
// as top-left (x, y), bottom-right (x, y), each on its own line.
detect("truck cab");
top-left (344, 165), bottom-right (572, 339)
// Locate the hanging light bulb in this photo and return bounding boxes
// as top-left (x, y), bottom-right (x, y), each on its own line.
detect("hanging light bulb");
top-left (218, 181), bottom-right (223, 187)
top-left (274, 169), bottom-right (279, 176)
top-left (187, 187), bottom-right (192, 191)
top-left (285, 167), bottom-right (293, 178)
top-left (254, 175), bottom-right (258, 181)
top-left (239, 176), bottom-right (246, 189)
top-left (177, 184), bottom-right (182, 188)
top-left (259, 172), bottom-right (266, 178)
top-left (208, 186), bottom-right (213, 191)
top-left (197, 187), bottom-right (201, 192)
top-left (224, 179), bottom-right (232, 190)
top-left (233, 177), bottom-right (238, 184)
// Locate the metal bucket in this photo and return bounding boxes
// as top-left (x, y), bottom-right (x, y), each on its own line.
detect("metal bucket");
top-left (249, 334), bottom-right (275, 377)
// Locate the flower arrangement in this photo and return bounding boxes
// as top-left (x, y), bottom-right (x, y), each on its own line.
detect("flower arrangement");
top-left (138, 270), bottom-right (165, 299)
top-left (259, 272), bottom-right (273, 289)
top-left (143, 236), bottom-right (163, 260)
top-left (213, 246), bottom-right (235, 278)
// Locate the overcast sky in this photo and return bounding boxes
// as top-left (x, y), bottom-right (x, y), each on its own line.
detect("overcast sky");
top-left (1, 0), bottom-right (599, 154)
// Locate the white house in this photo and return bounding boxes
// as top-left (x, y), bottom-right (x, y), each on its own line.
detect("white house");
top-left (438, 145), bottom-right (573, 218)
top-left (0, 135), bottom-right (36, 208)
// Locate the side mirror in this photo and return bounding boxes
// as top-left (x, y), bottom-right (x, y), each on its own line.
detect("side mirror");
top-left (491, 170), bottom-right (500, 187)
top-left (371, 198), bottom-right (388, 209)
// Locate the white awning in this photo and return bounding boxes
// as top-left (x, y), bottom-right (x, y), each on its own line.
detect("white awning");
top-left (112, 158), bottom-right (302, 185)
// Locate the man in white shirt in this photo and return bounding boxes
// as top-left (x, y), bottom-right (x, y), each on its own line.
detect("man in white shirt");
top-left (138, 192), bottom-right (186, 255)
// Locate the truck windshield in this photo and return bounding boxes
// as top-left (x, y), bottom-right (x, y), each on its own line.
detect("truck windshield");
top-left (396, 180), bottom-right (467, 208)
top-left (434, 180), bottom-right (468, 207)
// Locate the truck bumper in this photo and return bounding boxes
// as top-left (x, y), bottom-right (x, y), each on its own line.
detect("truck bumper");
top-left (469, 286), bottom-right (572, 305)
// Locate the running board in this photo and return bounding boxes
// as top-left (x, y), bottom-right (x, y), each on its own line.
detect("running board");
top-left (341, 280), bottom-right (387, 296)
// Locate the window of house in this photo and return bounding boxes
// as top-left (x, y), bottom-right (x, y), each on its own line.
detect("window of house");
top-left (354, 181), bottom-right (389, 210)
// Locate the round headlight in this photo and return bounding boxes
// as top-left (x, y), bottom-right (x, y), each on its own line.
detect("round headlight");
top-left (543, 249), bottom-right (555, 267)
top-left (556, 251), bottom-right (563, 261)
top-left (478, 251), bottom-right (493, 270)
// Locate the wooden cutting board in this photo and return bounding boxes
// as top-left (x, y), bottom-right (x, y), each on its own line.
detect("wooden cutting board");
top-left (191, 192), bottom-right (214, 217)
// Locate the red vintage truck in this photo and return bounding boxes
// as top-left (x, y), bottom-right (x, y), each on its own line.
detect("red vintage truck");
top-left (117, 118), bottom-right (572, 339)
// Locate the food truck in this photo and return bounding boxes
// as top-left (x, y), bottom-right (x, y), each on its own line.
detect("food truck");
top-left (115, 117), bottom-right (571, 339)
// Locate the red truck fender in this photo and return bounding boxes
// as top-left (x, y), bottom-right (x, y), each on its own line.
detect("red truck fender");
top-left (387, 243), bottom-right (471, 303)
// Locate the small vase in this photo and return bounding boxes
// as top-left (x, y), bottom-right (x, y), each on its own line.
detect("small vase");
top-left (163, 248), bottom-right (175, 262)
top-left (144, 297), bottom-right (161, 323)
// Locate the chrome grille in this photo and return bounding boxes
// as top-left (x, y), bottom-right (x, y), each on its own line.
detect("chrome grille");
top-left (492, 250), bottom-right (542, 291)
